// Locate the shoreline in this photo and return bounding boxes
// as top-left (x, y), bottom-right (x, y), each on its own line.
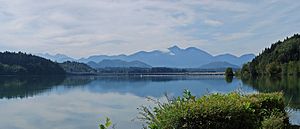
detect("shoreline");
top-left (66, 72), bottom-right (226, 76)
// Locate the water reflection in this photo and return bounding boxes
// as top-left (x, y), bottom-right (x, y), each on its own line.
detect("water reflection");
top-left (0, 75), bottom-right (65, 99)
top-left (241, 76), bottom-right (300, 109)
top-left (0, 75), bottom-right (298, 129)
top-left (61, 76), bottom-right (255, 98)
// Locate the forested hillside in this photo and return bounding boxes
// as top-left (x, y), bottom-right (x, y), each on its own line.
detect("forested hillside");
top-left (59, 61), bottom-right (96, 73)
top-left (0, 52), bottom-right (65, 75)
top-left (241, 34), bottom-right (300, 77)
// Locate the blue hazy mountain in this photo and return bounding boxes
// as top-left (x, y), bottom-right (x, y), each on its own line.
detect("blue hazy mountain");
top-left (79, 46), bottom-right (255, 68)
top-left (87, 59), bottom-right (152, 68)
top-left (36, 53), bottom-right (75, 63)
top-left (200, 61), bottom-right (240, 69)
top-left (38, 46), bottom-right (255, 68)
top-left (214, 54), bottom-right (255, 66)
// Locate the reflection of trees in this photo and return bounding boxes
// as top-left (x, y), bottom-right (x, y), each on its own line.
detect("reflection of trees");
top-left (0, 75), bottom-right (65, 99)
top-left (62, 76), bottom-right (214, 85)
top-left (225, 76), bottom-right (233, 83)
top-left (0, 75), bottom-right (193, 99)
top-left (0, 75), bottom-right (226, 99)
top-left (242, 76), bottom-right (300, 109)
top-left (62, 76), bottom-right (94, 86)
top-left (84, 76), bottom-right (220, 82)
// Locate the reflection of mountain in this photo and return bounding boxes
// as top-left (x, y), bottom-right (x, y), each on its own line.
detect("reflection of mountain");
top-left (62, 76), bottom-right (95, 86)
top-left (65, 76), bottom-right (253, 98)
top-left (0, 76), bottom-right (65, 99)
top-left (242, 77), bottom-right (300, 109)
top-left (2, 75), bottom-right (298, 110)
top-left (0, 75), bottom-right (255, 99)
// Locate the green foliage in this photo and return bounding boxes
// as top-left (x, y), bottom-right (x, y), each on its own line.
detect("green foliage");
top-left (99, 117), bottom-right (113, 129)
top-left (0, 51), bottom-right (65, 75)
top-left (261, 112), bottom-right (286, 129)
top-left (240, 34), bottom-right (300, 77)
top-left (140, 91), bottom-right (289, 129)
top-left (241, 63), bottom-right (251, 78)
top-left (59, 61), bottom-right (96, 73)
top-left (266, 62), bottom-right (282, 76)
top-left (225, 67), bottom-right (234, 77)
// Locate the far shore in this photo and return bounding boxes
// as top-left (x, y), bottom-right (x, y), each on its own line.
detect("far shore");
top-left (66, 71), bottom-right (226, 76)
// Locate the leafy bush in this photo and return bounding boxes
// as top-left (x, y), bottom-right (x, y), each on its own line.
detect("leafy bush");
top-left (261, 112), bottom-right (286, 129)
top-left (139, 90), bottom-right (289, 129)
top-left (98, 117), bottom-right (113, 129)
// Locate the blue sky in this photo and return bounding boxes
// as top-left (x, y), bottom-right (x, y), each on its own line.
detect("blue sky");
top-left (0, 0), bottom-right (299, 58)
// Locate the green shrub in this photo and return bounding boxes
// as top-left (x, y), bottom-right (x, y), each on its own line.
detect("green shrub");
top-left (140, 90), bottom-right (289, 129)
top-left (261, 112), bottom-right (285, 129)
top-left (98, 117), bottom-right (113, 129)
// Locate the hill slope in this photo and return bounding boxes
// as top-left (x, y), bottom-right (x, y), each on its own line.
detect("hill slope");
top-left (200, 61), bottom-right (240, 69)
top-left (87, 59), bottom-right (152, 68)
top-left (241, 34), bottom-right (300, 77)
top-left (36, 53), bottom-right (75, 63)
top-left (59, 61), bottom-right (96, 73)
top-left (0, 52), bottom-right (65, 75)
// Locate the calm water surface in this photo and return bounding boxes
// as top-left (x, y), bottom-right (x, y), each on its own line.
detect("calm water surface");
top-left (0, 75), bottom-right (299, 129)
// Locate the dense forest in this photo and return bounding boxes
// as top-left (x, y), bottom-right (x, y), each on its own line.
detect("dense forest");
top-left (59, 61), bottom-right (96, 74)
top-left (0, 52), bottom-right (65, 75)
top-left (240, 34), bottom-right (300, 77)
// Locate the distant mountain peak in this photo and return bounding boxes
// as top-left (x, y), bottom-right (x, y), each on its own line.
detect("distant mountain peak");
top-left (216, 53), bottom-right (237, 58)
top-left (55, 53), bottom-right (67, 56)
top-left (185, 47), bottom-right (199, 51)
top-left (239, 53), bottom-right (255, 58)
top-left (38, 45), bottom-right (255, 68)
top-left (35, 53), bottom-right (75, 63)
top-left (168, 45), bottom-right (181, 51)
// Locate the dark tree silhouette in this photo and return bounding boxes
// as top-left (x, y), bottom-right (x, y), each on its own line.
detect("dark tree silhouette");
top-left (0, 51), bottom-right (65, 75)
top-left (240, 34), bottom-right (300, 77)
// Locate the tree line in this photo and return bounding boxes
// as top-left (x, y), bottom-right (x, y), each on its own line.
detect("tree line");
top-left (239, 34), bottom-right (300, 77)
top-left (0, 52), bottom-right (65, 75)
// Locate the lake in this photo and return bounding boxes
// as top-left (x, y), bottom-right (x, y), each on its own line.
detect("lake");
top-left (0, 75), bottom-right (299, 129)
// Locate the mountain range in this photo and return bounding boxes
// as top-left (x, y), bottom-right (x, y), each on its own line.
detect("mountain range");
top-left (200, 61), bottom-right (240, 69)
top-left (87, 59), bottom-right (152, 68)
top-left (35, 46), bottom-right (255, 68)
top-left (36, 53), bottom-right (75, 63)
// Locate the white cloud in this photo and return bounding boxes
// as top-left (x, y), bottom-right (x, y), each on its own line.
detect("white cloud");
top-left (204, 19), bottom-right (223, 26)
top-left (0, 0), bottom-right (201, 57)
top-left (0, 0), bottom-right (299, 57)
top-left (217, 32), bottom-right (253, 42)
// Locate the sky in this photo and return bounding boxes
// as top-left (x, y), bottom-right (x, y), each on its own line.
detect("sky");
top-left (0, 0), bottom-right (299, 58)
